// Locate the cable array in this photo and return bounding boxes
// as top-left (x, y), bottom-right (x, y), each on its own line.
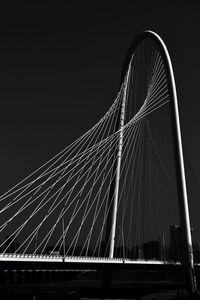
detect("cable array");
top-left (0, 37), bottom-right (179, 260)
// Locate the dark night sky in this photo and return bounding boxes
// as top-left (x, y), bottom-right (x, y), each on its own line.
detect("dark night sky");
top-left (0, 1), bottom-right (200, 225)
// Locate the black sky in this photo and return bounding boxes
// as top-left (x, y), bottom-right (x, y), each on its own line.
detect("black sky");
top-left (0, 1), bottom-right (200, 225)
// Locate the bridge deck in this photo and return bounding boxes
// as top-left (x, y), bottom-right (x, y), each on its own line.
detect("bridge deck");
top-left (0, 253), bottom-right (178, 264)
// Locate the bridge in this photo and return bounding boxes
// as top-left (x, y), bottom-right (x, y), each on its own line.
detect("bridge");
top-left (0, 31), bottom-right (198, 294)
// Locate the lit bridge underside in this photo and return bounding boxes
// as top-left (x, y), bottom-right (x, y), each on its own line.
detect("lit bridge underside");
top-left (0, 253), bottom-right (183, 272)
top-left (0, 253), bottom-right (172, 264)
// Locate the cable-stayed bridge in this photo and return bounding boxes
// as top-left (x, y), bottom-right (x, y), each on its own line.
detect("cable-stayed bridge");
top-left (0, 31), bottom-right (198, 293)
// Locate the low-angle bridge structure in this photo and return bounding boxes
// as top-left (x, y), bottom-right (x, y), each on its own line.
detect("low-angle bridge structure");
top-left (0, 31), bottom-right (198, 295)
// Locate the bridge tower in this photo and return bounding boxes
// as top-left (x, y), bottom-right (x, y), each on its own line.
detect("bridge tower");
top-left (108, 31), bottom-right (197, 294)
